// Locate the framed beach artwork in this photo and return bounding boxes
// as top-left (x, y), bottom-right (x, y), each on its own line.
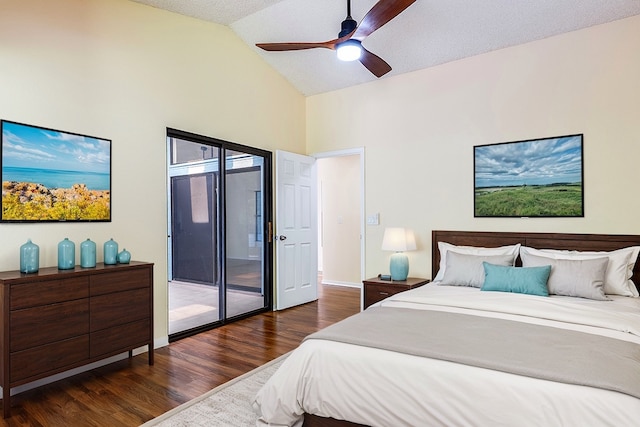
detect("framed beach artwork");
top-left (1, 120), bottom-right (111, 222)
top-left (474, 134), bottom-right (584, 218)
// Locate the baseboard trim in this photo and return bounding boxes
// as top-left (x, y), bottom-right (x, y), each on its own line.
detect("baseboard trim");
top-left (153, 335), bottom-right (170, 350)
top-left (321, 280), bottom-right (362, 289)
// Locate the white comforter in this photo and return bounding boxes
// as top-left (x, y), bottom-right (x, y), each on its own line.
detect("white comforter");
top-left (253, 284), bottom-right (640, 426)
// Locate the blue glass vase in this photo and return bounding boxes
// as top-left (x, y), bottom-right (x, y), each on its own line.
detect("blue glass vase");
top-left (58, 238), bottom-right (75, 270)
top-left (80, 238), bottom-right (97, 268)
top-left (117, 248), bottom-right (131, 264)
top-left (104, 238), bottom-right (118, 265)
top-left (20, 239), bottom-right (39, 273)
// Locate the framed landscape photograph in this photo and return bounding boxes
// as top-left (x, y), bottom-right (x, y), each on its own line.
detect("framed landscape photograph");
top-left (1, 120), bottom-right (111, 222)
top-left (474, 134), bottom-right (584, 217)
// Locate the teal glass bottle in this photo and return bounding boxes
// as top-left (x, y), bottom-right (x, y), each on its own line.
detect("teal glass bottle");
top-left (20, 239), bottom-right (39, 273)
top-left (80, 238), bottom-right (97, 268)
top-left (117, 248), bottom-right (131, 264)
top-left (58, 238), bottom-right (75, 270)
top-left (104, 238), bottom-right (118, 265)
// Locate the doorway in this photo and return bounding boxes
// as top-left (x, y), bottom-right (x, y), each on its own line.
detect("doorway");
top-left (271, 149), bottom-right (364, 310)
top-left (167, 129), bottom-right (272, 340)
top-left (316, 154), bottom-right (363, 287)
top-left (315, 149), bottom-right (365, 299)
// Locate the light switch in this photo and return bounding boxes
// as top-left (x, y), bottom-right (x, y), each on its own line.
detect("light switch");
top-left (366, 213), bottom-right (379, 225)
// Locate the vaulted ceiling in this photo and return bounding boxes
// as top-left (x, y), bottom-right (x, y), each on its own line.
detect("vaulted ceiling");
top-left (131, 0), bottom-right (640, 96)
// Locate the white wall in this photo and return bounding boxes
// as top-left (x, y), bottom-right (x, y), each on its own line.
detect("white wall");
top-left (0, 0), bottom-right (306, 341)
top-left (306, 15), bottom-right (640, 281)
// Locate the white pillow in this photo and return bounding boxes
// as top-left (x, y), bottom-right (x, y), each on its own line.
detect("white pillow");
top-left (434, 241), bottom-right (521, 281)
top-left (520, 246), bottom-right (640, 297)
top-left (440, 252), bottom-right (517, 288)
top-left (520, 252), bottom-right (609, 300)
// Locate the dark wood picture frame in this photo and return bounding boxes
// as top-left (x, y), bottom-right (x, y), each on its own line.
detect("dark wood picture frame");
top-left (474, 134), bottom-right (584, 218)
top-left (1, 120), bottom-right (111, 222)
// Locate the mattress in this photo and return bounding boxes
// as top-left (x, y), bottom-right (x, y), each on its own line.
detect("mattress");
top-left (253, 283), bottom-right (640, 427)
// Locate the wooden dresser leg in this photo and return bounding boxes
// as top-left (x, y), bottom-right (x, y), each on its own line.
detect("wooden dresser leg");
top-left (3, 386), bottom-right (10, 418)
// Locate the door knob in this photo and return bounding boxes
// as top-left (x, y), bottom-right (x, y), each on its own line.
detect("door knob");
top-left (278, 235), bottom-right (287, 241)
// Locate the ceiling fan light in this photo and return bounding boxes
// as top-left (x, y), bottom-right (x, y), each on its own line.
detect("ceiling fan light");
top-left (336, 39), bottom-right (362, 62)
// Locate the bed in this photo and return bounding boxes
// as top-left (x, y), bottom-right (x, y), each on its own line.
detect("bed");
top-left (253, 230), bottom-right (640, 427)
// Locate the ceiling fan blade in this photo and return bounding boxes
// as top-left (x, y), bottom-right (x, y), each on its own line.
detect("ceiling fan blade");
top-left (359, 48), bottom-right (392, 78)
top-left (256, 41), bottom-right (335, 51)
top-left (353, 0), bottom-right (417, 41)
top-left (256, 30), bottom-right (355, 52)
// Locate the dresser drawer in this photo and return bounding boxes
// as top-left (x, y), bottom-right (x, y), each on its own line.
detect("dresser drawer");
top-left (90, 318), bottom-right (150, 358)
top-left (10, 276), bottom-right (89, 310)
top-left (10, 299), bottom-right (89, 352)
top-left (364, 283), bottom-right (407, 307)
top-left (90, 268), bottom-right (150, 296)
top-left (90, 288), bottom-right (150, 332)
top-left (11, 335), bottom-right (89, 383)
top-left (362, 278), bottom-right (430, 309)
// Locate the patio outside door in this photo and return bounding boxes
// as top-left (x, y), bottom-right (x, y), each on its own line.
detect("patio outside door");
top-left (167, 130), bottom-right (272, 340)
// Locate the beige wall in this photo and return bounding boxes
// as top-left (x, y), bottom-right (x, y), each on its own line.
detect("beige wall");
top-left (307, 15), bottom-right (640, 281)
top-left (0, 0), bottom-right (305, 341)
top-left (318, 156), bottom-right (361, 286)
top-left (2, 1), bottom-right (639, 340)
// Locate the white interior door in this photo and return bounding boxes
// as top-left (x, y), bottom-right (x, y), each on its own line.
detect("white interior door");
top-left (275, 150), bottom-right (318, 310)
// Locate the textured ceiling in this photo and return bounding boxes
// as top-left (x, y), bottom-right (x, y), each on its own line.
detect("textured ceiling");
top-left (131, 0), bottom-right (640, 96)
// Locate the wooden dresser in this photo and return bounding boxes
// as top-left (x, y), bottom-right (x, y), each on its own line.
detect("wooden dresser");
top-left (0, 261), bottom-right (154, 417)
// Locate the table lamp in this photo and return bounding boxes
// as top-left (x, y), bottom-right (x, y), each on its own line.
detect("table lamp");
top-left (381, 227), bottom-right (417, 281)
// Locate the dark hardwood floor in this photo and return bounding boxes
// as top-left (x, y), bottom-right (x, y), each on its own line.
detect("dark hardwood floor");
top-left (0, 284), bottom-right (360, 427)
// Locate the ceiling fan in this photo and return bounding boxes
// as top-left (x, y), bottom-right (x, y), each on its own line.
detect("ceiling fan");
top-left (256, 0), bottom-right (417, 78)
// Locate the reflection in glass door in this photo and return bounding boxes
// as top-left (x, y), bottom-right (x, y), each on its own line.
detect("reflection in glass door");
top-left (225, 149), bottom-right (266, 317)
top-left (171, 173), bottom-right (217, 285)
top-left (167, 131), bottom-right (272, 339)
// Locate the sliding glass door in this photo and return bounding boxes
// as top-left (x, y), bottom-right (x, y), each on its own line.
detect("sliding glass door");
top-left (167, 130), bottom-right (272, 340)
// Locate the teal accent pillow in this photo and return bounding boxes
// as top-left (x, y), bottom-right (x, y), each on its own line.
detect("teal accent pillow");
top-left (481, 262), bottom-right (551, 297)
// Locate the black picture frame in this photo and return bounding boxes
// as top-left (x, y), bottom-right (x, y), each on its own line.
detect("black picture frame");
top-left (1, 120), bottom-right (111, 222)
top-left (474, 134), bottom-right (584, 218)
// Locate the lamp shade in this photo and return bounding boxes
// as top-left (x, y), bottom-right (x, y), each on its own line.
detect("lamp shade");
top-left (381, 228), bottom-right (417, 252)
top-left (381, 228), bottom-right (416, 281)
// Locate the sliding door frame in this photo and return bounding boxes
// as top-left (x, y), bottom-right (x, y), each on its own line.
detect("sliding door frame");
top-left (167, 128), bottom-right (273, 341)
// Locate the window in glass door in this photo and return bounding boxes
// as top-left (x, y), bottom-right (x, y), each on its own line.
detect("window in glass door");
top-left (225, 149), bottom-right (267, 318)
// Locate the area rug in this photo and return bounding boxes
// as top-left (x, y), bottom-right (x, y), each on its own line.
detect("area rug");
top-left (140, 354), bottom-right (287, 426)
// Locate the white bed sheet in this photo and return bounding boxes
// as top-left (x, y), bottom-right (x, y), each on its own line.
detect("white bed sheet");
top-left (254, 284), bottom-right (640, 427)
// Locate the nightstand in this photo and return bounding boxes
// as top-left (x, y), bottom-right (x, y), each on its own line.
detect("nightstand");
top-left (362, 277), bottom-right (430, 309)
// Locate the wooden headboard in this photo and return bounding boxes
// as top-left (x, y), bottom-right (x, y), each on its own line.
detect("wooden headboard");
top-left (432, 230), bottom-right (640, 293)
